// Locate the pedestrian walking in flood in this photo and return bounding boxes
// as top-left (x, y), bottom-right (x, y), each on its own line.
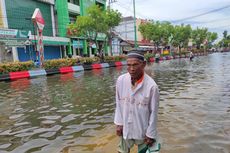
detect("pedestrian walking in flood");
top-left (114, 50), bottom-right (160, 153)
top-left (189, 51), bottom-right (194, 61)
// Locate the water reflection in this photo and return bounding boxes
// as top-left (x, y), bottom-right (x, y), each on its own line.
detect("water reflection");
top-left (0, 53), bottom-right (230, 153)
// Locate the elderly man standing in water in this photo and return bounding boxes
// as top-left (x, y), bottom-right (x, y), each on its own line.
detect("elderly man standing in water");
top-left (114, 50), bottom-right (160, 153)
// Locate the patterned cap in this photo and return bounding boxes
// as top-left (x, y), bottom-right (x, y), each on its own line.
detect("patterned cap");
top-left (127, 50), bottom-right (145, 61)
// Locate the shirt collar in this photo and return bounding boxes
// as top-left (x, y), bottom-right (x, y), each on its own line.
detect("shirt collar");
top-left (131, 73), bottom-right (144, 90)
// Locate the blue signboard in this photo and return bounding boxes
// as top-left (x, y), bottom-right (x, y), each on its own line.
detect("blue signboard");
top-left (73, 40), bottom-right (83, 49)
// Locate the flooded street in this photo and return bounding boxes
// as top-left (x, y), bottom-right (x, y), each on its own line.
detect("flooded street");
top-left (0, 52), bottom-right (229, 153)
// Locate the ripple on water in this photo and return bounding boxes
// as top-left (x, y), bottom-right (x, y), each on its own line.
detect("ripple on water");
top-left (0, 53), bottom-right (230, 153)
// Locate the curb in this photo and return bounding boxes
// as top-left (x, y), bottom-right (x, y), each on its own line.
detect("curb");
top-left (0, 61), bottom-right (127, 82)
top-left (0, 53), bottom-right (217, 82)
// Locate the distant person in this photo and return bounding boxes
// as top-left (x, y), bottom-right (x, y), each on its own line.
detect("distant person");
top-left (189, 51), bottom-right (194, 61)
top-left (114, 50), bottom-right (160, 153)
top-left (155, 52), bottom-right (160, 63)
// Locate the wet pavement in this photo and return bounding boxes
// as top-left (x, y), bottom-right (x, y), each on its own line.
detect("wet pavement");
top-left (0, 52), bottom-right (229, 153)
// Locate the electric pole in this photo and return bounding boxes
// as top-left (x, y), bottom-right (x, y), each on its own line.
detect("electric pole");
top-left (133, 0), bottom-right (137, 49)
top-left (108, 0), bottom-right (117, 56)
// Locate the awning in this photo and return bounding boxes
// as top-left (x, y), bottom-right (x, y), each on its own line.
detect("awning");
top-left (30, 35), bottom-right (70, 46)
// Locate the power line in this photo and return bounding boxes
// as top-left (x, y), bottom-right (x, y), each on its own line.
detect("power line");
top-left (194, 17), bottom-right (230, 24)
top-left (171, 4), bottom-right (230, 23)
top-left (113, 1), bottom-right (230, 33)
top-left (209, 24), bottom-right (230, 29)
top-left (113, 1), bottom-right (147, 19)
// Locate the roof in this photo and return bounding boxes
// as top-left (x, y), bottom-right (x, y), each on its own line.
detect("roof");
top-left (122, 16), bottom-right (134, 22)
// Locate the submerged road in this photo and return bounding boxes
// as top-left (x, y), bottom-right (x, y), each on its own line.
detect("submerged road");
top-left (0, 52), bottom-right (229, 153)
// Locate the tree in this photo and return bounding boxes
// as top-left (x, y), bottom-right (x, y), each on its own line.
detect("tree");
top-left (219, 30), bottom-right (230, 48)
top-left (172, 24), bottom-right (192, 50)
top-left (139, 21), bottom-right (173, 47)
top-left (191, 27), bottom-right (208, 49)
top-left (207, 32), bottom-right (218, 48)
top-left (68, 4), bottom-right (121, 58)
top-left (223, 30), bottom-right (228, 39)
top-left (160, 21), bottom-right (174, 45)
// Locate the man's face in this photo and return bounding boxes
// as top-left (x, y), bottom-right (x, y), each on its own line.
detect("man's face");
top-left (127, 58), bottom-right (146, 79)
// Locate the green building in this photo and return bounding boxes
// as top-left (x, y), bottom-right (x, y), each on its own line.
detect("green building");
top-left (0, 0), bottom-right (107, 62)
top-left (56, 0), bottom-right (107, 57)
top-left (0, 0), bottom-right (70, 62)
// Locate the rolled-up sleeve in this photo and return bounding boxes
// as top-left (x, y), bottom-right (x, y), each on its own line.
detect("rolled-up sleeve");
top-left (114, 79), bottom-right (123, 126)
top-left (146, 86), bottom-right (159, 139)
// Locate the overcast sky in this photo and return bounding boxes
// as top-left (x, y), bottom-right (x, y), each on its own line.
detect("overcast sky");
top-left (110, 0), bottom-right (230, 39)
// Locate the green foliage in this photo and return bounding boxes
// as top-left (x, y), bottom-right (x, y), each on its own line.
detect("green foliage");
top-left (173, 24), bottom-right (192, 48)
top-left (223, 30), bottom-right (228, 39)
top-left (218, 30), bottom-right (230, 48)
top-left (139, 21), bottom-right (218, 49)
top-left (43, 58), bottom-right (79, 69)
top-left (0, 61), bottom-right (34, 74)
top-left (114, 55), bottom-right (126, 61)
top-left (79, 57), bottom-right (100, 64)
top-left (191, 27), bottom-right (208, 48)
top-left (144, 53), bottom-right (155, 62)
top-left (104, 55), bottom-right (126, 62)
top-left (67, 4), bottom-right (121, 43)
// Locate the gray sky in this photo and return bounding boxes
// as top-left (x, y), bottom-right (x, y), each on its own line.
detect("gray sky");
top-left (110, 0), bottom-right (230, 39)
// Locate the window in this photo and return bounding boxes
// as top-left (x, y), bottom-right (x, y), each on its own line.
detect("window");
top-left (69, 14), bottom-right (79, 24)
top-left (96, 2), bottom-right (105, 10)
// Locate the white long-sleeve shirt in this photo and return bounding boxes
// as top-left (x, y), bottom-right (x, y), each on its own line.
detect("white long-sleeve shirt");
top-left (114, 72), bottom-right (159, 140)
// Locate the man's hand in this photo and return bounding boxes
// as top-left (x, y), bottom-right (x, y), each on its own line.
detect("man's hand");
top-left (116, 125), bottom-right (123, 136)
top-left (144, 136), bottom-right (156, 146)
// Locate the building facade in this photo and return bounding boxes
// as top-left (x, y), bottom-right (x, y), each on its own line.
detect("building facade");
top-left (0, 0), bottom-right (70, 62)
top-left (113, 16), bottom-right (154, 54)
top-left (0, 0), bottom-right (106, 62)
top-left (56, 0), bottom-right (106, 58)
top-left (114, 16), bottom-right (144, 42)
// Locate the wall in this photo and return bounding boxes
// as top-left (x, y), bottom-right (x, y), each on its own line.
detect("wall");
top-left (56, 0), bottom-right (69, 37)
top-left (136, 19), bottom-right (144, 41)
top-left (17, 45), bottom-right (61, 62)
top-left (115, 17), bottom-right (144, 42)
top-left (5, 0), bottom-right (53, 36)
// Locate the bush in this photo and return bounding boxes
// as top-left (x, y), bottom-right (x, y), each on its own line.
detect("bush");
top-left (79, 57), bottom-right (100, 64)
top-left (0, 55), bottom-right (128, 74)
top-left (144, 53), bottom-right (155, 62)
top-left (0, 61), bottom-right (34, 74)
top-left (43, 58), bottom-right (79, 69)
top-left (104, 56), bottom-right (115, 62)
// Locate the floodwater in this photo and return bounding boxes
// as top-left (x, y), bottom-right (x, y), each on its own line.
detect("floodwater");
top-left (0, 52), bottom-right (229, 153)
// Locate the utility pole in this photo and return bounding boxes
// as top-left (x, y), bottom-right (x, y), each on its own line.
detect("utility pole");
top-left (133, 0), bottom-right (137, 49)
top-left (108, 0), bottom-right (117, 56)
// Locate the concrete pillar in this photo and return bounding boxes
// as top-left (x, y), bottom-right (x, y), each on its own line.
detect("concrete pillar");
top-left (73, 47), bottom-right (77, 58)
top-left (64, 46), bottom-right (67, 57)
top-left (50, 5), bottom-right (56, 37)
top-left (12, 47), bottom-right (19, 62)
top-left (0, 43), bottom-right (4, 63)
top-left (89, 47), bottom-right (92, 57)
